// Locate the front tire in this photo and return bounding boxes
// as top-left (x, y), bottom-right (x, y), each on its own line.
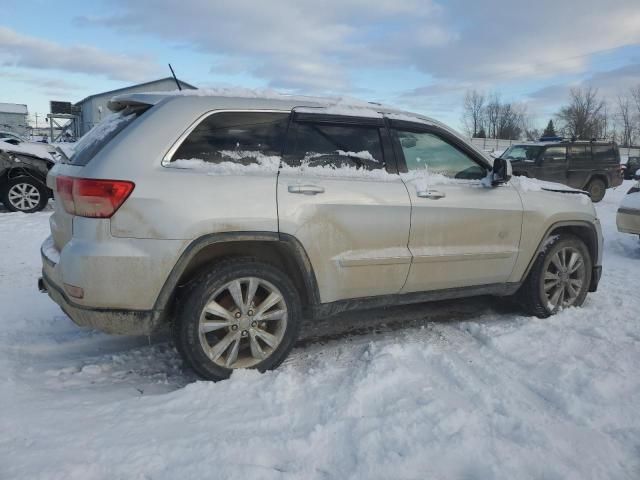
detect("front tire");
top-left (1, 176), bottom-right (49, 213)
top-left (518, 234), bottom-right (592, 318)
top-left (586, 178), bottom-right (606, 203)
top-left (173, 258), bottom-right (302, 381)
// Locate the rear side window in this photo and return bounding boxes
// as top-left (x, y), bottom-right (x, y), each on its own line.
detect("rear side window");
top-left (592, 145), bottom-right (617, 163)
top-left (284, 122), bottom-right (384, 171)
top-left (171, 112), bottom-right (289, 165)
top-left (569, 145), bottom-right (589, 163)
top-left (69, 109), bottom-right (144, 166)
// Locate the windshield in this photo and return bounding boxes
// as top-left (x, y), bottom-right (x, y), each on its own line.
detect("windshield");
top-left (67, 107), bottom-right (147, 166)
top-left (502, 145), bottom-right (543, 162)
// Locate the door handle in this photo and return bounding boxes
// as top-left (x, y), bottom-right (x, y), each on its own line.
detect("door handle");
top-left (288, 184), bottom-right (325, 195)
top-left (416, 189), bottom-right (446, 199)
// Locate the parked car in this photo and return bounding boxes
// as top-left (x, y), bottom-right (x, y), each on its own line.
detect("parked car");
top-left (39, 93), bottom-right (603, 381)
top-left (0, 140), bottom-right (55, 212)
top-left (617, 169), bottom-right (640, 238)
top-left (623, 156), bottom-right (640, 180)
top-left (0, 131), bottom-right (26, 142)
top-left (501, 140), bottom-right (623, 202)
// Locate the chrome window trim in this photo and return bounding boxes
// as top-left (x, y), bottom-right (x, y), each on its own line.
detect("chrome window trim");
top-left (161, 109), bottom-right (291, 166)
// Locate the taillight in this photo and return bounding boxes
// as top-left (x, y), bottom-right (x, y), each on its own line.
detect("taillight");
top-left (56, 175), bottom-right (75, 214)
top-left (55, 176), bottom-right (134, 218)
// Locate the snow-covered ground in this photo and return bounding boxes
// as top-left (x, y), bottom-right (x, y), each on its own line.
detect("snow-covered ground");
top-left (1, 184), bottom-right (640, 480)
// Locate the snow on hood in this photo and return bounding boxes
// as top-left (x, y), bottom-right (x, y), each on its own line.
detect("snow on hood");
top-left (511, 175), bottom-right (588, 195)
top-left (620, 190), bottom-right (640, 211)
top-left (0, 139), bottom-right (55, 161)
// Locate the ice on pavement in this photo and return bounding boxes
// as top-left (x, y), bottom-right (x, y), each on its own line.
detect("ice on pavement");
top-left (1, 184), bottom-right (639, 479)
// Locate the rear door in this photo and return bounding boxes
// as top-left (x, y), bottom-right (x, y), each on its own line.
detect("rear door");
top-left (537, 145), bottom-right (568, 184)
top-left (389, 120), bottom-right (523, 293)
top-left (276, 113), bottom-right (412, 303)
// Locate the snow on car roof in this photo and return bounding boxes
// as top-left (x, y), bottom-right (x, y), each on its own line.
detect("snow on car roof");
top-left (108, 88), bottom-right (429, 122)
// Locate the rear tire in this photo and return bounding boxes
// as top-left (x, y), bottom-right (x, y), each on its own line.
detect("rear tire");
top-left (518, 234), bottom-right (592, 318)
top-left (173, 258), bottom-right (302, 381)
top-left (586, 178), bottom-right (606, 203)
top-left (1, 176), bottom-right (49, 213)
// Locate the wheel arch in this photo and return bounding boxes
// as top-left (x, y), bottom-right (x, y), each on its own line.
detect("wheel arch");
top-left (584, 173), bottom-right (609, 189)
top-left (521, 220), bottom-right (600, 289)
top-left (0, 166), bottom-right (48, 189)
top-left (154, 232), bottom-right (320, 320)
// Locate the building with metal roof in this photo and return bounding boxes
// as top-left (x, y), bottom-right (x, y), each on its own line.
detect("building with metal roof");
top-left (0, 102), bottom-right (29, 137)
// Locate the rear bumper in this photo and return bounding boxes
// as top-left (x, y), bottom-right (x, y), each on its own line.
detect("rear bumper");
top-left (617, 208), bottom-right (640, 235)
top-left (40, 271), bottom-right (164, 335)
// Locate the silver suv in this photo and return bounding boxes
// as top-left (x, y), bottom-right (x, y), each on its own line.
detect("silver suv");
top-left (40, 93), bottom-right (603, 381)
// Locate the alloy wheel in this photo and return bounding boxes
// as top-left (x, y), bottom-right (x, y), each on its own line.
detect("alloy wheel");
top-left (7, 182), bottom-right (41, 211)
top-left (198, 277), bottom-right (288, 369)
top-left (542, 246), bottom-right (586, 311)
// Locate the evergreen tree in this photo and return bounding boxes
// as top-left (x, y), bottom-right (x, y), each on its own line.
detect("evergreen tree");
top-left (542, 120), bottom-right (556, 137)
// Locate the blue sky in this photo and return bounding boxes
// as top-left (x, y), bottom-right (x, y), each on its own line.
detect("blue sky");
top-left (2, 0), bottom-right (639, 132)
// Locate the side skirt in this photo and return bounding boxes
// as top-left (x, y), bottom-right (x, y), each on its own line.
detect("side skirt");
top-left (308, 282), bottom-right (522, 319)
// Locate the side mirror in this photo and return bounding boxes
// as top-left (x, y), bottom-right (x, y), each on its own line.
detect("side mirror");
top-left (634, 168), bottom-right (640, 181)
top-left (492, 157), bottom-right (512, 186)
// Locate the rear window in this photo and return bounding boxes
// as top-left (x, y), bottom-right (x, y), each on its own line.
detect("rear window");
top-left (170, 112), bottom-right (289, 165)
top-left (68, 108), bottom-right (145, 166)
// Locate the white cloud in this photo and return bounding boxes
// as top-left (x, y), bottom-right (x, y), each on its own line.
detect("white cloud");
top-left (0, 26), bottom-right (159, 82)
top-left (74, 0), bottom-right (449, 91)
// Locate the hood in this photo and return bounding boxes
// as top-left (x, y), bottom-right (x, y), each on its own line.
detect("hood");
top-left (511, 175), bottom-right (589, 197)
top-left (0, 139), bottom-right (56, 162)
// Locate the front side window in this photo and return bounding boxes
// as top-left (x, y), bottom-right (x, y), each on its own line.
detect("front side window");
top-left (171, 112), bottom-right (289, 165)
top-left (542, 146), bottom-right (567, 162)
top-left (395, 130), bottom-right (485, 179)
top-left (284, 122), bottom-right (385, 171)
top-left (502, 145), bottom-right (543, 162)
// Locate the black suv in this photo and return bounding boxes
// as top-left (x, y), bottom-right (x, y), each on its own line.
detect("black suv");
top-left (624, 156), bottom-right (640, 180)
top-left (501, 140), bottom-right (623, 202)
top-left (0, 146), bottom-right (54, 212)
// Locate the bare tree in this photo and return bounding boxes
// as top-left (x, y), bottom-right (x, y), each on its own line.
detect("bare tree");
top-left (616, 95), bottom-right (635, 147)
top-left (496, 102), bottom-right (526, 140)
top-left (462, 90), bottom-right (485, 137)
top-left (485, 93), bottom-right (501, 139)
top-left (631, 84), bottom-right (640, 117)
top-left (556, 87), bottom-right (605, 139)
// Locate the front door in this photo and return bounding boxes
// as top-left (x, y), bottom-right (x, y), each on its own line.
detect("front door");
top-left (277, 113), bottom-right (412, 303)
top-left (389, 122), bottom-right (523, 293)
top-left (538, 145), bottom-right (568, 184)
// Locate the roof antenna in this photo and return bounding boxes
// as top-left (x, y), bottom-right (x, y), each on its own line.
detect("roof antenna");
top-left (168, 63), bottom-right (182, 91)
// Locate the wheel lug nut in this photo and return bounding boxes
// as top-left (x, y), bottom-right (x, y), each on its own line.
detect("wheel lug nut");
top-left (231, 325), bottom-right (238, 331)
top-left (234, 312), bottom-right (241, 318)
top-left (241, 330), bottom-right (248, 337)
top-left (248, 310), bottom-right (254, 316)
top-left (251, 321), bottom-right (257, 327)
